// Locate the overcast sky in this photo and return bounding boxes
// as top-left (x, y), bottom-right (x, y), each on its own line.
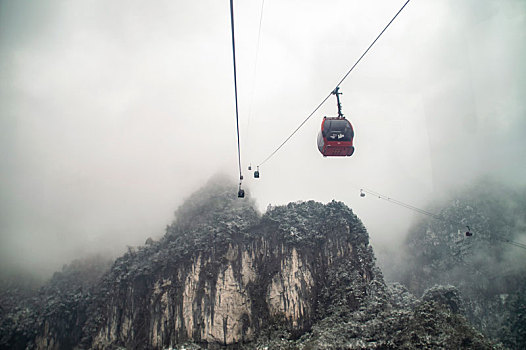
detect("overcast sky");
top-left (1, 0), bottom-right (525, 279)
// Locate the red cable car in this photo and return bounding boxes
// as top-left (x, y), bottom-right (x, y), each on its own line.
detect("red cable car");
top-left (317, 88), bottom-right (355, 157)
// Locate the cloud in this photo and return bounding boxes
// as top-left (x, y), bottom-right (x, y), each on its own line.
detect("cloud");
top-left (1, 0), bottom-right (524, 279)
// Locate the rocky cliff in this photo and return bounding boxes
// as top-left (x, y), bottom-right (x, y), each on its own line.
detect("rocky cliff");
top-left (81, 180), bottom-right (378, 349)
top-left (1, 179), bottom-right (496, 349)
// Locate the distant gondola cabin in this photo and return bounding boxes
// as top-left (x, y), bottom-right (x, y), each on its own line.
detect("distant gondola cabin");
top-left (317, 117), bottom-right (355, 157)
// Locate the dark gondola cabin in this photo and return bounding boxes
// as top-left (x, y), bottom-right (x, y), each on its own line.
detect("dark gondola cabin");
top-left (317, 117), bottom-right (355, 156)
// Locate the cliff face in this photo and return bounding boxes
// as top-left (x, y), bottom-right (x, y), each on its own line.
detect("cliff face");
top-left (1, 179), bottom-right (496, 349)
top-left (83, 187), bottom-right (376, 349)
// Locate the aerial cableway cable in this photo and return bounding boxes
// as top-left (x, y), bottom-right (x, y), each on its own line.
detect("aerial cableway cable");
top-left (257, 0), bottom-right (412, 168)
top-left (361, 188), bottom-right (443, 221)
top-left (359, 188), bottom-right (526, 251)
top-left (230, 0), bottom-right (244, 197)
top-left (498, 239), bottom-right (526, 250)
top-left (246, 0), bottom-right (266, 167)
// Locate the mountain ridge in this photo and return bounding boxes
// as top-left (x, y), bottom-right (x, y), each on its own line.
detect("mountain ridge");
top-left (0, 180), bottom-right (497, 349)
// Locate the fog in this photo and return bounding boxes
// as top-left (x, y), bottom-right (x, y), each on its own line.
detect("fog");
top-left (1, 0), bottom-right (525, 280)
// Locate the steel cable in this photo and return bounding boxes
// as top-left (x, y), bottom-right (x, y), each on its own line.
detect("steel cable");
top-left (230, 0), bottom-right (243, 181)
top-left (257, 0), bottom-right (411, 167)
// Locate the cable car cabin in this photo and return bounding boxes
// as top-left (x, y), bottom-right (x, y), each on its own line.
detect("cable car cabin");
top-left (317, 117), bottom-right (355, 157)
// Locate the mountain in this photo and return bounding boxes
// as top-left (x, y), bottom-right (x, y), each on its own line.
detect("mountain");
top-left (399, 178), bottom-right (526, 349)
top-left (1, 178), bottom-right (496, 349)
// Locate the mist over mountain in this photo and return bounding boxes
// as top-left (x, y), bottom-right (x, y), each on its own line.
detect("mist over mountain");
top-left (397, 178), bottom-right (526, 348)
top-left (0, 179), bottom-right (501, 349)
top-left (1, 0), bottom-right (524, 348)
top-left (2, 0), bottom-right (525, 286)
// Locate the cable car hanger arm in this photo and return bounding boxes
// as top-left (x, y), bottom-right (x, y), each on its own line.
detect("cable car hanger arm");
top-left (333, 87), bottom-right (344, 118)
